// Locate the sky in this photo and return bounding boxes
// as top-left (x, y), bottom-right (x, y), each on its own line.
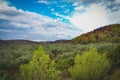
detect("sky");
top-left (0, 0), bottom-right (120, 41)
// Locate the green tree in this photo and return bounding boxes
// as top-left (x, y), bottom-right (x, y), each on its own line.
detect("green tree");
top-left (69, 46), bottom-right (110, 80)
top-left (17, 46), bottom-right (61, 80)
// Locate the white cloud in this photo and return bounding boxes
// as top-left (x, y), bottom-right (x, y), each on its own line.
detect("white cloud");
top-left (68, 4), bottom-right (108, 32)
top-left (37, 0), bottom-right (58, 5)
top-left (37, 0), bottom-right (49, 4)
top-left (0, 1), bottom-right (81, 41)
top-left (107, 9), bottom-right (120, 24)
top-left (115, 0), bottom-right (120, 4)
top-left (0, 29), bottom-right (16, 33)
top-left (64, 9), bottom-right (70, 14)
top-left (72, 2), bottom-right (79, 6)
top-left (74, 6), bottom-right (85, 11)
top-left (68, 3), bottom-right (120, 32)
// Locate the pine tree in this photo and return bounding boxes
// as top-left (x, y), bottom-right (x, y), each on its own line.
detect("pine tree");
top-left (17, 46), bottom-right (61, 80)
top-left (69, 46), bottom-right (110, 80)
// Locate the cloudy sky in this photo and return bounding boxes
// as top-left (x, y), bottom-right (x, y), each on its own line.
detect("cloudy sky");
top-left (0, 0), bottom-right (120, 41)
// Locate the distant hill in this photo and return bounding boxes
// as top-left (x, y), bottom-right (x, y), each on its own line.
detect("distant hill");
top-left (1, 24), bottom-right (120, 45)
top-left (71, 24), bottom-right (120, 44)
top-left (46, 39), bottom-right (70, 44)
top-left (0, 39), bottom-right (70, 45)
top-left (0, 39), bottom-right (41, 45)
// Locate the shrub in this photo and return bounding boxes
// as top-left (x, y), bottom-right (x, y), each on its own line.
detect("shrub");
top-left (106, 44), bottom-right (120, 67)
top-left (55, 57), bottom-right (74, 70)
top-left (0, 70), bottom-right (8, 80)
top-left (69, 46), bottom-right (110, 80)
top-left (17, 46), bottom-right (61, 80)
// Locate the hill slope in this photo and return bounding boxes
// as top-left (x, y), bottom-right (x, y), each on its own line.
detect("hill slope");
top-left (71, 24), bottom-right (120, 44)
top-left (0, 39), bottom-right (42, 45)
top-left (0, 39), bottom-right (69, 45)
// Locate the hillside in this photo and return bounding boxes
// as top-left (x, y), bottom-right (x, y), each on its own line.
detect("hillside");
top-left (0, 39), bottom-right (70, 45)
top-left (71, 24), bottom-right (120, 44)
top-left (0, 39), bottom-right (41, 45)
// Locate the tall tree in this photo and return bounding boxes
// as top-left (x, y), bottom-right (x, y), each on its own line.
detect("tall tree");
top-left (69, 46), bottom-right (110, 80)
top-left (17, 46), bottom-right (61, 80)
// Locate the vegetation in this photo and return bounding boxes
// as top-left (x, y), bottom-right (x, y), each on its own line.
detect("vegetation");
top-left (69, 46), bottom-right (110, 80)
top-left (0, 44), bottom-right (39, 71)
top-left (109, 68), bottom-right (120, 80)
top-left (0, 43), bottom-right (119, 80)
top-left (71, 24), bottom-right (120, 44)
top-left (17, 46), bottom-right (61, 80)
top-left (106, 44), bottom-right (120, 67)
top-left (0, 24), bottom-right (120, 80)
top-left (0, 70), bottom-right (9, 80)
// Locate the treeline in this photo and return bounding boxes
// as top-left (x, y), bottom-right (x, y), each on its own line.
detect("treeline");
top-left (0, 43), bottom-right (120, 80)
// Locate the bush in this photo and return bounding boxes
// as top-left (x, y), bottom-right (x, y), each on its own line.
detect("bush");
top-left (17, 46), bottom-right (61, 80)
top-left (0, 70), bottom-right (15, 80)
top-left (69, 46), bottom-right (110, 80)
top-left (0, 70), bottom-right (8, 80)
top-left (55, 57), bottom-right (74, 70)
top-left (106, 44), bottom-right (120, 67)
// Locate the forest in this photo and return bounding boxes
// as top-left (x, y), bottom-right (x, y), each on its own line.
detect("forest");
top-left (0, 24), bottom-right (120, 80)
top-left (0, 43), bottom-right (120, 80)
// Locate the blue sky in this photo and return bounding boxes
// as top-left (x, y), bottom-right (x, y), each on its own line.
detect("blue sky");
top-left (0, 0), bottom-right (120, 41)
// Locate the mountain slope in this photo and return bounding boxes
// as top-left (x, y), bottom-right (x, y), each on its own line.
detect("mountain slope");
top-left (71, 24), bottom-right (120, 44)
